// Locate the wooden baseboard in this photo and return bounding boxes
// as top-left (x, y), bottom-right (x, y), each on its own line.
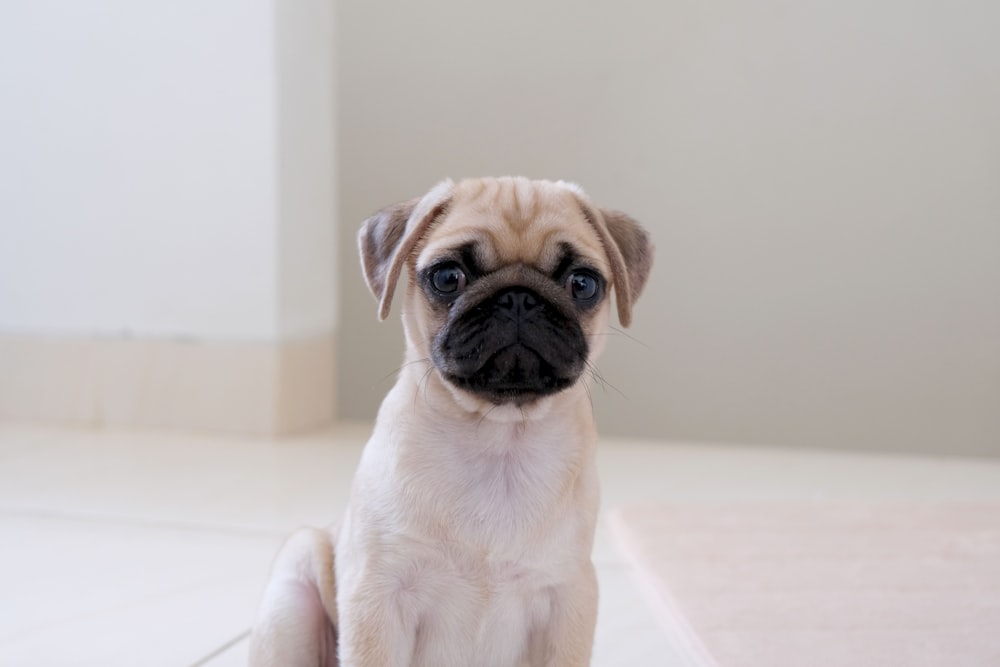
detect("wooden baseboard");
top-left (0, 333), bottom-right (335, 435)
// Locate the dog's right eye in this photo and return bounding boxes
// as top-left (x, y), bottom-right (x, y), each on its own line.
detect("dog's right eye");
top-left (567, 271), bottom-right (600, 302)
top-left (430, 264), bottom-right (467, 295)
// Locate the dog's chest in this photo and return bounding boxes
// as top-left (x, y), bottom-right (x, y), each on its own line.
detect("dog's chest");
top-left (397, 548), bottom-right (560, 667)
top-left (463, 450), bottom-right (553, 526)
top-left (354, 427), bottom-right (594, 665)
top-left (446, 429), bottom-right (583, 532)
top-left (428, 453), bottom-right (589, 663)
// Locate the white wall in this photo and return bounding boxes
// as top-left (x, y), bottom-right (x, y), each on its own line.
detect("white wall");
top-left (0, 1), bottom-right (337, 434)
top-left (0, 0), bottom-right (335, 342)
top-left (276, 0), bottom-right (337, 340)
top-left (336, 0), bottom-right (1000, 454)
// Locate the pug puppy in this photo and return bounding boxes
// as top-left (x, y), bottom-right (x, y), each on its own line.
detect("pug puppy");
top-left (250, 177), bottom-right (653, 667)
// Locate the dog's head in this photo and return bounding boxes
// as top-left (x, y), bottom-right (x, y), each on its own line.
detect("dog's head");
top-left (359, 177), bottom-right (653, 412)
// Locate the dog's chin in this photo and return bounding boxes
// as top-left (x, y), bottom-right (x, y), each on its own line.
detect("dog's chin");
top-left (440, 377), bottom-right (561, 423)
top-left (444, 373), bottom-right (575, 408)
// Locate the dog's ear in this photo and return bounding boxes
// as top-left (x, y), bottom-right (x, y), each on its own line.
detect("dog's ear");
top-left (600, 208), bottom-right (654, 312)
top-left (571, 196), bottom-right (653, 328)
top-left (358, 179), bottom-right (454, 320)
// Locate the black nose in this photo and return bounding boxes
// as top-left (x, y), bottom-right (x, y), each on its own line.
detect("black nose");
top-left (496, 288), bottom-right (540, 316)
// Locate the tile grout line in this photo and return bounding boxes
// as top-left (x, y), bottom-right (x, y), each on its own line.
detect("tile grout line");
top-left (0, 506), bottom-right (290, 539)
top-left (187, 628), bottom-right (251, 667)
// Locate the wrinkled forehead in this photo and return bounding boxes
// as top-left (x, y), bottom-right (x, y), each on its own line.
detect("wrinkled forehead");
top-left (415, 179), bottom-right (609, 273)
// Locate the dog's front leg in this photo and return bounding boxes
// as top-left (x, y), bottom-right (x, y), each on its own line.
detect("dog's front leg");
top-left (336, 579), bottom-right (417, 667)
top-left (529, 561), bottom-right (599, 667)
top-left (250, 528), bottom-right (339, 667)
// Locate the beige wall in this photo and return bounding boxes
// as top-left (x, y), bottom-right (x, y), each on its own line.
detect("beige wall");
top-left (336, 0), bottom-right (1000, 455)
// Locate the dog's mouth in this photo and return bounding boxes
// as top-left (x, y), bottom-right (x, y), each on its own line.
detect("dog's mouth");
top-left (444, 343), bottom-right (577, 405)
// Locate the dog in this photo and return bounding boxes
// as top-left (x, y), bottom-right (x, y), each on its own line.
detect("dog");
top-left (250, 177), bottom-right (653, 666)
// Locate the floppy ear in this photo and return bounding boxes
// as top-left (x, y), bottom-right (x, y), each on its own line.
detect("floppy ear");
top-left (572, 198), bottom-right (654, 327)
top-left (357, 179), bottom-right (454, 320)
top-left (600, 208), bottom-right (654, 307)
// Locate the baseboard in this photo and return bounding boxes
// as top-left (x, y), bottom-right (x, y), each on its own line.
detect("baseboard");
top-left (0, 332), bottom-right (336, 435)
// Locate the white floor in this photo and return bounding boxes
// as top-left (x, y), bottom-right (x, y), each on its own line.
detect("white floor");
top-left (3, 422), bottom-right (1000, 667)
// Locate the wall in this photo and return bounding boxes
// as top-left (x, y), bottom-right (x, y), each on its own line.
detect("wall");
top-left (0, 1), bottom-right (337, 433)
top-left (336, 0), bottom-right (1000, 455)
top-left (276, 0), bottom-right (338, 340)
top-left (0, 2), bottom-right (278, 339)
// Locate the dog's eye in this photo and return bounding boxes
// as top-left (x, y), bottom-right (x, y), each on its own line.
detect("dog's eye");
top-left (430, 264), bottom-right (467, 295)
top-left (567, 271), bottom-right (599, 301)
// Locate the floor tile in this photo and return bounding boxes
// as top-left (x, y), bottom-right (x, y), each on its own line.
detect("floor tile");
top-left (0, 425), bottom-right (366, 532)
top-left (191, 632), bottom-right (250, 667)
top-left (0, 512), bottom-right (274, 667)
top-left (593, 564), bottom-right (692, 666)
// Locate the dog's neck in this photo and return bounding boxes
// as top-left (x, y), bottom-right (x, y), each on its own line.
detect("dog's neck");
top-left (367, 361), bottom-right (599, 548)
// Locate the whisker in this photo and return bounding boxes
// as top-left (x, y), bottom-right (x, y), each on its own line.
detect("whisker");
top-left (583, 382), bottom-right (596, 417)
top-left (476, 403), bottom-right (502, 434)
top-left (377, 358), bottom-right (432, 385)
top-left (584, 361), bottom-right (608, 387)
top-left (586, 365), bottom-right (608, 392)
top-left (608, 325), bottom-right (652, 350)
top-left (585, 361), bottom-right (626, 399)
top-left (412, 365), bottom-right (436, 410)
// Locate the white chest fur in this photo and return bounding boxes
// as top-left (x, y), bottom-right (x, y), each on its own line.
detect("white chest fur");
top-left (336, 390), bottom-right (599, 667)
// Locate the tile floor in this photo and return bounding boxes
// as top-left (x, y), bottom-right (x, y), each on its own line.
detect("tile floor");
top-left (3, 422), bottom-right (1000, 666)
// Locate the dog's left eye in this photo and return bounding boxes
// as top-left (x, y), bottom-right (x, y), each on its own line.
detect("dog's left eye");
top-left (430, 264), bottom-right (468, 295)
top-left (567, 271), bottom-right (599, 302)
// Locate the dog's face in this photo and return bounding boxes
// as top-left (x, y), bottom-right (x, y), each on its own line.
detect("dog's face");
top-left (359, 177), bottom-right (653, 414)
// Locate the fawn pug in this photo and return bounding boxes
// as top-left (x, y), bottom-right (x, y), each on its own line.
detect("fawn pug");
top-left (251, 177), bottom-right (652, 666)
